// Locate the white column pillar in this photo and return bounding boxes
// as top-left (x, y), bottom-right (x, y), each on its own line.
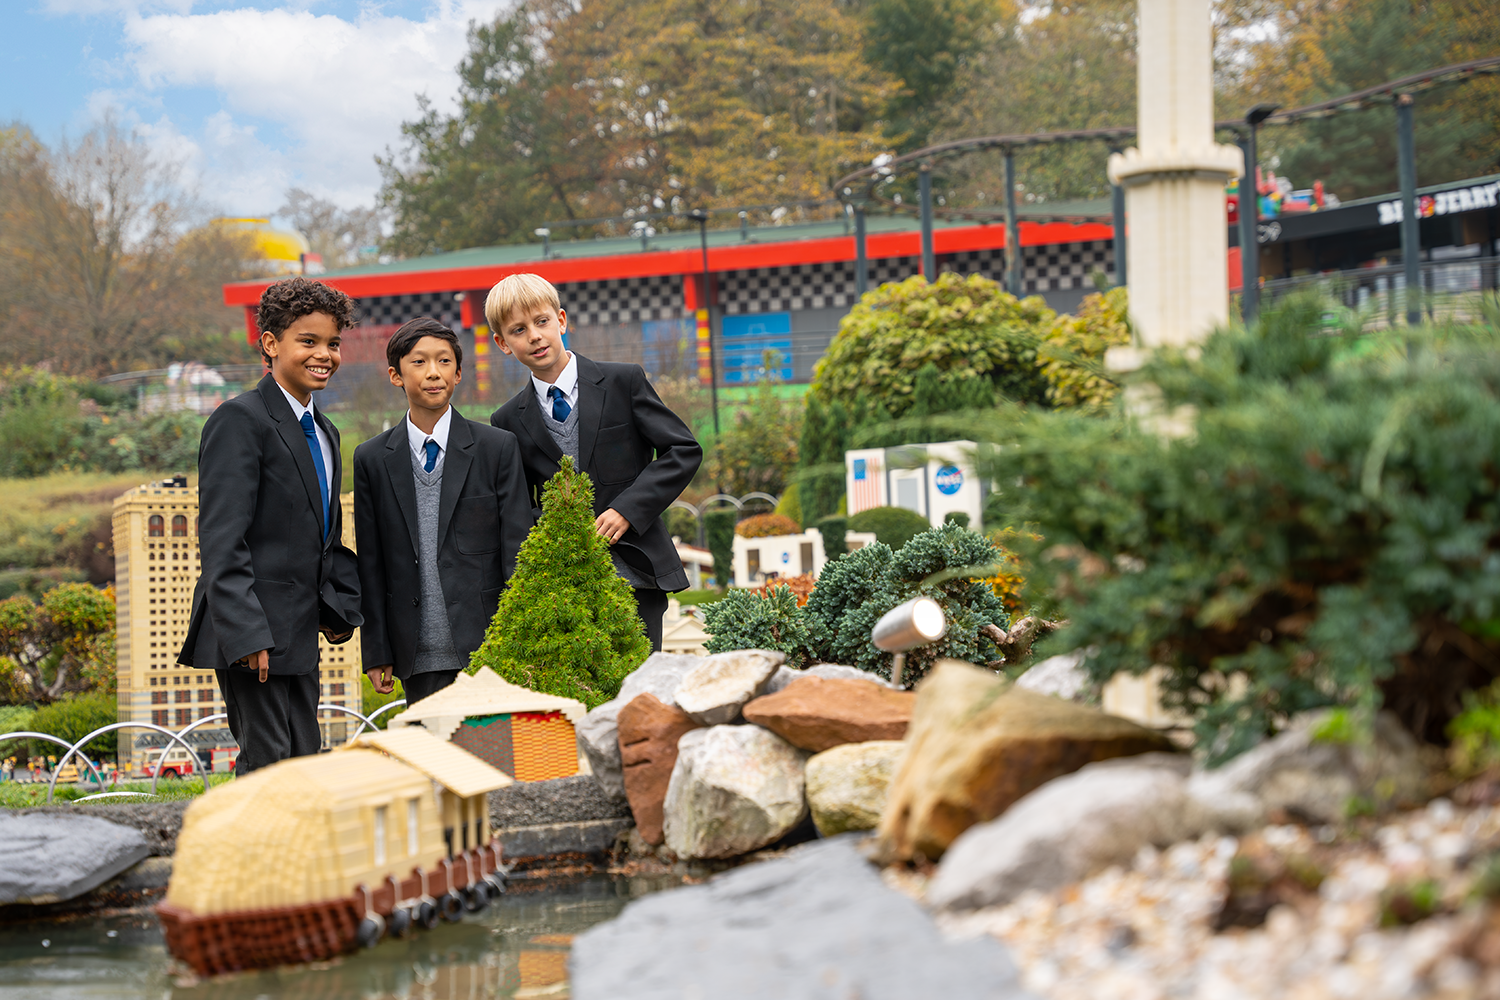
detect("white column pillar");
top-left (1108, 0), bottom-right (1242, 354)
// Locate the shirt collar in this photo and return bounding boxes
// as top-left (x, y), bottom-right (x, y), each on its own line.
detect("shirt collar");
top-left (406, 405), bottom-right (453, 459)
top-left (275, 380), bottom-right (315, 422)
top-left (530, 351), bottom-right (578, 408)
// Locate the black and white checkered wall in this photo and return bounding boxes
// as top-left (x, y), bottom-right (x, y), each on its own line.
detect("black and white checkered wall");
top-left (356, 292), bottom-right (461, 328)
top-left (719, 240), bottom-right (1115, 314)
top-left (555, 275), bottom-right (684, 326)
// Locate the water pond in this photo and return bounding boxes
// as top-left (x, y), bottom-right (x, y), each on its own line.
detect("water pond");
top-left (0, 872), bottom-right (679, 1000)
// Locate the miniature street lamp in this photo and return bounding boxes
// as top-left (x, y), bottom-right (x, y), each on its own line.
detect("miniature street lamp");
top-left (872, 597), bottom-right (947, 688)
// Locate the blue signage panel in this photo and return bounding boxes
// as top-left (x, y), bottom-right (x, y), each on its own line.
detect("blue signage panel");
top-left (720, 312), bottom-right (793, 383)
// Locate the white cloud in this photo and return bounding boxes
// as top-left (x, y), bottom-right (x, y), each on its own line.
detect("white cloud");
top-left (108, 1), bottom-right (502, 210)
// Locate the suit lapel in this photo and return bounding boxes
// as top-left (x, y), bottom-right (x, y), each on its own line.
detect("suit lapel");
top-left (517, 390), bottom-right (564, 463)
top-left (260, 377), bottom-right (329, 543)
top-left (383, 425), bottom-right (420, 553)
top-left (575, 354), bottom-right (606, 467)
top-left (436, 409), bottom-right (474, 546)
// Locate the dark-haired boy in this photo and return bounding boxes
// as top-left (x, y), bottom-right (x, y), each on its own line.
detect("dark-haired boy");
top-left (178, 277), bottom-right (362, 775)
top-left (485, 274), bottom-right (702, 651)
top-left (354, 318), bottom-right (531, 705)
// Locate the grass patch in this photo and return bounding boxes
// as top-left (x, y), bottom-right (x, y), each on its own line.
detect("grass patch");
top-left (674, 588), bottom-right (726, 608)
top-left (0, 772), bottom-right (233, 808)
top-left (0, 470), bottom-right (177, 594)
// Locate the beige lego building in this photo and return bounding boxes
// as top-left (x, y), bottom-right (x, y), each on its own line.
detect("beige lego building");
top-left (113, 479), bottom-right (362, 773)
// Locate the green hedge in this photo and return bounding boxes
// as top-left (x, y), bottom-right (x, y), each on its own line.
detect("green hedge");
top-left (848, 506), bottom-right (932, 551)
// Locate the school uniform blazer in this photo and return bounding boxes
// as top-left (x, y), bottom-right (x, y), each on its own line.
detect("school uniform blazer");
top-left (179, 375), bottom-right (362, 676)
top-left (352, 410), bottom-right (531, 679)
top-left (489, 353), bottom-right (702, 592)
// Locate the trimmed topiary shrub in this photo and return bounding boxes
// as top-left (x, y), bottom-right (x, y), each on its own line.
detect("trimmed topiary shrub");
top-left (848, 506), bottom-right (932, 551)
top-left (704, 508), bottom-right (737, 588)
top-left (735, 513), bottom-right (801, 538)
top-left (817, 514), bottom-right (848, 559)
top-left (1038, 286), bottom-right (1131, 413)
top-left (468, 456), bottom-right (649, 709)
top-left (28, 690), bottom-right (116, 758)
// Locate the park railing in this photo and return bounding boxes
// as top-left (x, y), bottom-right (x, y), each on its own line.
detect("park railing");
top-left (0, 699), bottom-right (409, 804)
top-left (1259, 256), bottom-right (1499, 327)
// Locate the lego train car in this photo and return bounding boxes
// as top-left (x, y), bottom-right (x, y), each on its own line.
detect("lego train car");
top-left (157, 728), bottom-right (512, 977)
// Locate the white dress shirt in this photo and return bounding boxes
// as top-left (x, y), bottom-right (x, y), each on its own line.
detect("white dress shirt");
top-left (531, 352), bottom-right (578, 420)
top-left (406, 406), bottom-right (454, 467)
top-left (276, 381), bottom-right (333, 501)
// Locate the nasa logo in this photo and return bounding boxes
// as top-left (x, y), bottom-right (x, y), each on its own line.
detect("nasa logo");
top-left (934, 465), bottom-right (963, 495)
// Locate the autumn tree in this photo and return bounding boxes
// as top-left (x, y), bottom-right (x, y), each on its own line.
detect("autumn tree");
top-left (0, 119), bottom-right (251, 375)
top-left (277, 188), bottom-right (385, 269)
top-left (382, 0), bottom-right (897, 252)
top-left (0, 583), bottom-right (116, 704)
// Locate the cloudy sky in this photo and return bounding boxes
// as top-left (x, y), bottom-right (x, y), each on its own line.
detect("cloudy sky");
top-left (4, 0), bottom-right (506, 215)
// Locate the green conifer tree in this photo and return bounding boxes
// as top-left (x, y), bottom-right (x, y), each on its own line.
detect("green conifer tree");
top-left (467, 457), bottom-right (649, 708)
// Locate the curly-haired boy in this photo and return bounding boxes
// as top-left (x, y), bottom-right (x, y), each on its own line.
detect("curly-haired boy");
top-left (178, 277), bottom-right (362, 774)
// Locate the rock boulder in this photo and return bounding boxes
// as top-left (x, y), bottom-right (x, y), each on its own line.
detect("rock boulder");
top-left (0, 813), bottom-right (151, 904)
top-left (805, 740), bottom-right (906, 836)
top-left (662, 725), bottom-right (808, 859)
top-left (926, 753), bottom-right (1222, 911)
top-left (877, 659), bottom-right (1176, 862)
top-left (742, 676), bottom-right (916, 752)
top-left (569, 836), bottom-right (1034, 1000)
top-left (618, 693), bottom-right (705, 845)
top-left (575, 652), bottom-right (706, 805)
top-left (673, 650), bottom-right (784, 725)
top-left (1014, 651), bottom-right (1091, 701)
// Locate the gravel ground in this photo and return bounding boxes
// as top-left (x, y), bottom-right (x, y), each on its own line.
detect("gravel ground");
top-left (489, 774), bottom-right (632, 828)
top-left (924, 800), bottom-right (1500, 1000)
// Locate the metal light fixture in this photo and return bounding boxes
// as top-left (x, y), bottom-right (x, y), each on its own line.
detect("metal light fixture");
top-left (872, 597), bottom-right (948, 688)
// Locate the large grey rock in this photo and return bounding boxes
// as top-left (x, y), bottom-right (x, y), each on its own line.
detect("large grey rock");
top-left (0, 813), bottom-right (151, 904)
top-left (927, 753), bottom-right (1218, 912)
top-left (662, 724), bottom-right (808, 859)
top-left (576, 652), bottom-right (707, 805)
top-left (570, 836), bottom-right (1035, 1000)
top-left (674, 649), bottom-right (784, 725)
top-left (1187, 709), bottom-right (1430, 825)
top-left (1014, 651), bottom-right (1090, 701)
top-left (763, 663), bottom-right (896, 695)
top-left (805, 740), bottom-right (906, 836)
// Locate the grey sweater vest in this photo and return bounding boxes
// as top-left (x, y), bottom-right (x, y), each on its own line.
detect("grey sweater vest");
top-left (411, 448), bottom-right (465, 675)
top-left (542, 392), bottom-right (653, 590)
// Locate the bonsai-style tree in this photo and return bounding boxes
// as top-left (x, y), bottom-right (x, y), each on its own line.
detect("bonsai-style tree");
top-left (467, 457), bottom-right (650, 708)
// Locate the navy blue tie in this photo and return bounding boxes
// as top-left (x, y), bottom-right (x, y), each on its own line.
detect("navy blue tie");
top-left (423, 439), bottom-right (439, 473)
top-left (548, 385), bottom-right (572, 422)
top-left (300, 411), bottom-right (330, 541)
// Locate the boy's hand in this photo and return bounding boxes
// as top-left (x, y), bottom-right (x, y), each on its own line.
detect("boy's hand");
top-left (367, 665), bottom-right (395, 695)
top-left (595, 508), bottom-right (632, 544)
top-left (244, 649), bottom-right (269, 683)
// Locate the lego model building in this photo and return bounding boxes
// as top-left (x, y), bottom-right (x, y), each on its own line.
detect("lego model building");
top-left (386, 668), bottom-right (588, 781)
top-left (112, 478), bottom-right (363, 774)
top-left (158, 727), bottom-right (511, 977)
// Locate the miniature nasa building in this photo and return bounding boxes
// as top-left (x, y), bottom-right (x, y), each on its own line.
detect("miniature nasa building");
top-left (845, 440), bottom-right (984, 529)
top-left (158, 727), bottom-right (511, 977)
top-left (385, 667), bottom-right (589, 781)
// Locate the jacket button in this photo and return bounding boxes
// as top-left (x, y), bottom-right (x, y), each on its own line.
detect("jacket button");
top-left (412, 598), bottom-right (420, 606)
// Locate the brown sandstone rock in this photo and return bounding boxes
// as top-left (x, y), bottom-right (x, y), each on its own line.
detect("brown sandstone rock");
top-left (618, 693), bottom-right (704, 844)
top-left (876, 658), bottom-right (1176, 863)
top-left (742, 677), bottom-right (916, 752)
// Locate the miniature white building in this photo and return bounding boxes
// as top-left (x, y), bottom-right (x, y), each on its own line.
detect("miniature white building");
top-left (730, 527), bottom-right (878, 588)
top-left (845, 440), bottom-right (985, 530)
top-left (662, 600), bottom-right (711, 655)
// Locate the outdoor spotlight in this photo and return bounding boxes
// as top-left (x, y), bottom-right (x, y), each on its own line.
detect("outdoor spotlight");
top-left (687, 208), bottom-right (710, 223)
top-left (872, 597), bottom-right (947, 688)
top-left (1245, 103), bottom-right (1280, 127)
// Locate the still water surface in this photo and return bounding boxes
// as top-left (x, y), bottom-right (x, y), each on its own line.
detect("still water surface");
top-left (0, 873), bottom-right (678, 1000)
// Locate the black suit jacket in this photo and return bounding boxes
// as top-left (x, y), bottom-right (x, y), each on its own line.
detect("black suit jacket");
top-left (352, 410), bottom-right (531, 679)
top-left (179, 375), bottom-right (362, 675)
top-left (490, 354), bottom-right (702, 592)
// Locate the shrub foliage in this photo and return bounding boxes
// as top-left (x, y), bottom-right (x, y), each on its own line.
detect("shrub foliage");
top-left (848, 505), bottom-right (933, 550)
top-left (468, 457), bottom-right (649, 708)
top-left (983, 297), bottom-right (1500, 761)
top-left (735, 513), bottom-right (801, 538)
top-left (704, 523), bottom-right (1009, 681)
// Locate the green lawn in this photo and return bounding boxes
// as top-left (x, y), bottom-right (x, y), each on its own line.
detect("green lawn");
top-left (674, 588), bottom-right (726, 608)
top-left (0, 773), bottom-right (232, 808)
